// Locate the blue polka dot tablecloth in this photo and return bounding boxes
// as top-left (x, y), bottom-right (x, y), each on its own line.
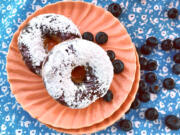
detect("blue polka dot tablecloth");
top-left (0, 0), bottom-right (180, 135)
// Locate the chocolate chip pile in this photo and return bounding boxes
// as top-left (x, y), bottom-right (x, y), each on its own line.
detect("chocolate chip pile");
top-left (105, 2), bottom-right (180, 132)
top-left (82, 2), bottom-right (179, 131)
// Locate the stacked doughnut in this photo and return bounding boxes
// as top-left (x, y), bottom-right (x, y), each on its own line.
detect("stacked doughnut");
top-left (18, 14), bottom-right (114, 109)
top-left (7, 2), bottom-right (139, 134)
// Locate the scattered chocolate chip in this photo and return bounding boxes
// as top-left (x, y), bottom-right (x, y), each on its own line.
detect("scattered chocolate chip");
top-left (131, 98), bottom-right (141, 109)
top-left (140, 45), bottom-right (152, 55)
top-left (163, 78), bottom-right (175, 90)
top-left (172, 64), bottom-right (180, 75)
top-left (107, 50), bottom-right (115, 61)
top-left (139, 57), bottom-right (148, 70)
top-left (138, 91), bottom-right (150, 102)
top-left (113, 59), bottom-right (124, 74)
top-left (168, 8), bottom-right (178, 19)
top-left (146, 59), bottom-right (158, 71)
top-left (161, 39), bottom-right (173, 51)
top-left (149, 85), bottom-right (160, 94)
top-left (103, 90), bottom-right (113, 102)
top-left (95, 32), bottom-right (108, 44)
top-left (108, 3), bottom-right (122, 17)
top-left (146, 37), bottom-right (158, 47)
top-left (145, 108), bottom-right (159, 121)
top-left (82, 32), bottom-right (94, 41)
top-left (119, 119), bottom-right (132, 131)
top-left (173, 38), bottom-right (180, 49)
top-left (173, 53), bottom-right (180, 63)
top-left (138, 80), bottom-right (148, 93)
top-left (165, 115), bottom-right (180, 130)
top-left (145, 72), bottom-right (157, 84)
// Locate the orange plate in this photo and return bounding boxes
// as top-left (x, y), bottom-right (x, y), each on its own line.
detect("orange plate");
top-left (45, 49), bottom-right (140, 134)
top-left (6, 1), bottom-right (137, 129)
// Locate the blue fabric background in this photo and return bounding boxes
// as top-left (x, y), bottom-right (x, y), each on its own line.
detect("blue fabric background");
top-left (0, 0), bottom-right (180, 134)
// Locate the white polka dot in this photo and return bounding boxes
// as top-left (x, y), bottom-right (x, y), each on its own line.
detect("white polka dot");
top-left (136, 7), bottom-right (142, 13)
top-left (134, 121), bottom-right (141, 128)
top-left (2, 41), bottom-right (7, 49)
top-left (141, 15), bottom-right (147, 21)
top-left (5, 115), bottom-right (10, 121)
top-left (163, 66), bottom-right (168, 72)
top-left (30, 130), bottom-right (36, 135)
top-left (4, 106), bottom-right (9, 112)
top-left (138, 28), bottom-right (143, 34)
top-left (169, 35), bottom-right (175, 40)
top-left (154, 18), bottom-right (159, 23)
top-left (162, 88), bottom-right (167, 94)
top-left (120, 3), bottom-right (124, 8)
top-left (26, 12), bottom-right (32, 17)
top-left (154, 5), bottom-right (159, 10)
top-left (165, 126), bottom-right (171, 132)
top-left (7, 5), bottom-right (11, 10)
top-left (104, 5), bottom-right (108, 10)
top-left (24, 121), bottom-right (31, 128)
top-left (161, 31), bottom-right (167, 36)
top-left (41, 0), bottom-right (47, 4)
top-left (150, 93), bottom-right (157, 101)
top-left (1, 124), bottom-right (7, 130)
top-left (168, 106), bottom-right (173, 112)
top-left (35, 5), bottom-right (42, 10)
top-left (1, 86), bottom-right (7, 93)
top-left (168, 2), bottom-right (173, 8)
top-left (153, 119), bottom-right (159, 124)
top-left (141, 0), bottom-right (146, 5)
top-left (18, 18), bottom-right (23, 23)
top-left (141, 130), bottom-right (147, 135)
top-left (111, 126), bottom-right (117, 132)
top-left (139, 112), bottom-right (145, 119)
top-left (16, 129), bottom-right (22, 135)
top-left (128, 14), bottom-right (135, 21)
top-left (171, 21), bottom-right (175, 26)
top-left (166, 57), bottom-right (171, 63)
top-left (91, 0), bottom-right (97, 5)
top-left (6, 28), bottom-right (12, 34)
top-left (159, 101), bottom-right (165, 108)
top-left (127, 130), bottom-right (134, 135)
top-left (13, 9), bottom-right (17, 14)
top-left (164, 11), bottom-right (168, 17)
top-left (170, 91), bottom-right (176, 98)
top-left (148, 123), bottom-right (153, 128)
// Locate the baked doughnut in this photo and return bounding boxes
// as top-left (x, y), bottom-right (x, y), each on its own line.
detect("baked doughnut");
top-left (42, 39), bottom-right (114, 109)
top-left (18, 14), bottom-right (81, 75)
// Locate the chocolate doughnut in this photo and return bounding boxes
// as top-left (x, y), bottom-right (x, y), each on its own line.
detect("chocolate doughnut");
top-left (18, 14), bottom-right (81, 75)
top-left (42, 39), bottom-right (114, 109)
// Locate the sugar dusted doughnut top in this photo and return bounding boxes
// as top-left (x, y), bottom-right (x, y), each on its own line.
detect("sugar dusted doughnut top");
top-left (18, 14), bottom-right (81, 75)
top-left (42, 39), bottom-right (114, 109)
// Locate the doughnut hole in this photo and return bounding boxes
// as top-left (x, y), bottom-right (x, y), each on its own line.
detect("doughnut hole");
top-left (71, 66), bottom-right (86, 84)
top-left (43, 35), bottom-right (62, 51)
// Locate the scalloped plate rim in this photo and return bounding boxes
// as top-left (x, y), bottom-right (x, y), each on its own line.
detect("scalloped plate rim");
top-left (6, 1), bottom-right (137, 129)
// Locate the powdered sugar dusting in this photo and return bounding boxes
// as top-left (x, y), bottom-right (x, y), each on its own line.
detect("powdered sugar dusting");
top-left (18, 14), bottom-right (81, 75)
top-left (42, 39), bottom-right (114, 109)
